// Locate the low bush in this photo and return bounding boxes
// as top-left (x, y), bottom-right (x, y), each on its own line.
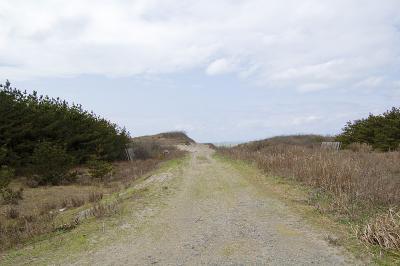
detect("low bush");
top-left (0, 165), bottom-right (23, 205)
top-left (87, 159), bottom-right (114, 179)
top-left (0, 166), bottom-right (13, 190)
top-left (90, 201), bottom-right (120, 218)
top-left (1, 188), bottom-right (23, 205)
top-left (5, 207), bottom-right (19, 219)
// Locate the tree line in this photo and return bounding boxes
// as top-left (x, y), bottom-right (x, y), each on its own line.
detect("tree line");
top-left (0, 80), bottom-right (130, 184)
top-left (337, 107), bottom-right (400, 151)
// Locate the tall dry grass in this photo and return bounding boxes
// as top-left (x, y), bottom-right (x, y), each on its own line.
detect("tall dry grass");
top-left (0, 145), bottom-right (186, 250)
top-left (219, 143), bottom-right (400, 252)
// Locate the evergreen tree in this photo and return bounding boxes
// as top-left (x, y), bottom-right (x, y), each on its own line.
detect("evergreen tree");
top-left (336, 107), bottom-right (400, 151)
top-left (0, 81), bottom-right (130, 179)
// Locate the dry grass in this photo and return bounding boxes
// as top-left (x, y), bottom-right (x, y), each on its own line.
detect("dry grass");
top-left (0, 144), bottom-right (187, 251)
top-left (88, 191), bottom-right (103, 203)
top-left (90, 201), bottom-right (121, 218)
top-left (219, 142), bottom-right (400, 253)
top-left (5, 207), bottom-right (19, 219)
top-left (70, 197), bottom-right (85, 208)
top-left (358, 209), bottom-right (400, 251)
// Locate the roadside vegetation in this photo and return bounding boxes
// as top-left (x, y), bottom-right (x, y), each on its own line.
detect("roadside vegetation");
top-left (218, 108), bottom-right (400, 263)
top-left (0, 80), bottom-right (188, 250)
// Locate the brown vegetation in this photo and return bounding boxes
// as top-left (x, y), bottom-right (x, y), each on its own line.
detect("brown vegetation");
top-left (0, 137), bottom-right (187, 250)
top-left (358, 209), bottom-right (400, 251)
top-left (218, 135), bottom-right (400, 254)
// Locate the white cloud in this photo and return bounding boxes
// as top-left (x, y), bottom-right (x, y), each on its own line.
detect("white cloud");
top-left (290, 115), bottom-right (321, 126)
top-left (355, 76), bottom-right (384, 88)
top-left (205, 58), bottom-right (235, 75)
top-left (298, 83), bottom-right (330, 92)
top-left (0, 0), bottom-right (399, 94)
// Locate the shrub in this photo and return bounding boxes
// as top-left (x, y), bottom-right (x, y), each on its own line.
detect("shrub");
top-left (91, 201), bottom-right (120, 218)
top-left (0, 165), bottom-right (14, 191)
top-left (87, 159), bottom-right (114, 179)
top-left (29, 142), bottom-right (73, 185)
top-left (5, 207), bottom-right (19, 219)
top-left (0, 166), bottom-right (22, 205)
top-left (1, 188), bottom-right (23, 205)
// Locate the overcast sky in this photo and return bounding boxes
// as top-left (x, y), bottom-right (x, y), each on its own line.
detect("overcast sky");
top-left (1, 0), bottom-right (400, 142)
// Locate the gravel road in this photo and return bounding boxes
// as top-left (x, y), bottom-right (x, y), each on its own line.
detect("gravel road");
top-left (69, 144), bottom-right (359, 265)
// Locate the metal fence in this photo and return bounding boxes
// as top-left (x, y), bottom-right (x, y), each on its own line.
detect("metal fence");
top-left (321, 142), bottom-right (341, 151)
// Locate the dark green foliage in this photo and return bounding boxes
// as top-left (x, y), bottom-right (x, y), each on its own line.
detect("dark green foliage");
top-left (1, 187), bottom-right (23, 205)
top-left (0, 165), bottom-right (21, 205)
top-left (0, 80), bottom-right (130, 181)
top-left (30, 142), bottom-right (73, 185)
top-left (0, 166), bottom-right (14, 190)
top-left (87, 159), bottom-right (114, 179)
top-left (337, 107), bottom-right (400, 151)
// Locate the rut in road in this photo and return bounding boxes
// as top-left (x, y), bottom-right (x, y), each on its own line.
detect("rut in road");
top-left (69, 144), bottom-right (358, 265)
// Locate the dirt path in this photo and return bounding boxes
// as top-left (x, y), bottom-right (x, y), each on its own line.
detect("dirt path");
top-left (4, 144), bottom-right (359, 265)
top-left (69, 144), bottom-right (357, 265)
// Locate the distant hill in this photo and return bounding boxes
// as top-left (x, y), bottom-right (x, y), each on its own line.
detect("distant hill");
top-left (132, 131), bottom-right (195, 146)
top-left (238, 134), bottom-right (334, 151)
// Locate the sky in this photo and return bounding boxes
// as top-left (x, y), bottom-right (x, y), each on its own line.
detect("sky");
top-left (1, 0), bottom-right (400, 143)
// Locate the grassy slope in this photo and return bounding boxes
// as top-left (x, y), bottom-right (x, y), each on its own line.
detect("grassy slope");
top-left (0, 157), bottom-right (188, 265)
top-left (132, 131), bottom-right (195, 146)
top-left (238, 134), bottom-right (334, 149)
